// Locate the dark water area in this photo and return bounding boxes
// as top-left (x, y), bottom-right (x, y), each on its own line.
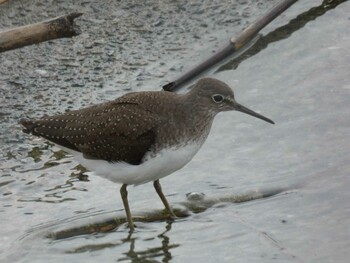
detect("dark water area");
top-left (1, 1), bottom-right (350, 262)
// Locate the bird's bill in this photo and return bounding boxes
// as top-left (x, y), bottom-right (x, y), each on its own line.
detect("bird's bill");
top-left (234, 102), bottom-right (275, 124)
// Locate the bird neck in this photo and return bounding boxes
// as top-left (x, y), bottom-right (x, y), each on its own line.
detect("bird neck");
top-left (178, 92), bottom-right (216, 140)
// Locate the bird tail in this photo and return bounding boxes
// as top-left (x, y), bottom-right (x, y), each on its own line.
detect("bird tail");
top-left (19, 119), bottom-right (36, 134)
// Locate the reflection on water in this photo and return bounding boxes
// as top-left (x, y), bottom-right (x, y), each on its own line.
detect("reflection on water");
top-left (64, 222), bottom-right (178, 263)
top-left (218, 0), bottom-right (349, 72)
top-left (66, 222), bottom-right (179, 262)
top-left (18, 176), bottom-right (86, 204)
top-left (12, 220), bottom-right (179, 263)
top-left (119, 223), bottom-right (178, 263)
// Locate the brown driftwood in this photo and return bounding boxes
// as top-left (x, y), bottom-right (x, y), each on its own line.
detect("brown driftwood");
top-left (0, 12), bottom-right (83, 53)
top-left (163, 0), bottom-right (299, 92)
top-left (0, 0), bottom-right (10, 5)
top-left (48, 186), bottom-right (291, 239)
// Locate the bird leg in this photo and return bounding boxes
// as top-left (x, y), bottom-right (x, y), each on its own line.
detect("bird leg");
top-left (120, 184), bottom-right (135, 231)
top-left (153, 180), bottom-right (177, 218)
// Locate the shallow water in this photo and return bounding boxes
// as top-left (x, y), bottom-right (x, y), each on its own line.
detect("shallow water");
top-left (1, 0), bottom-right (350, 262)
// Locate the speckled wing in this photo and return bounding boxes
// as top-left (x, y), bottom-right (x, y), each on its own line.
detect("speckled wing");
top-left (20, 98), bottom-right (161, 165)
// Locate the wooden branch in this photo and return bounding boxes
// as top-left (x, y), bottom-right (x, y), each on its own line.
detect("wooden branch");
top-left (0, 0), bottom-right (10, 5)
top-left (0, 12), bottom-right (83, 53)
top-left (48, 186), bottom-right (290, 239)
top-left (163, 0), bottom-right (299, 92)
top-left (217, 0), bottom-right (345, 72)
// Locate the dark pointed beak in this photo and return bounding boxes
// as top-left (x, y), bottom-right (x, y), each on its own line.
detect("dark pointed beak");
top-left (234, 102), bottom-right (274, 124)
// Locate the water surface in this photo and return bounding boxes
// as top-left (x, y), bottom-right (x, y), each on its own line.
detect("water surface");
top-left (1, 0), bottom-right (349, 262)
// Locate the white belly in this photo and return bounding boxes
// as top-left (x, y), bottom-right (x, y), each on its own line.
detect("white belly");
top-left (64, 143), bottom-right (203, 185)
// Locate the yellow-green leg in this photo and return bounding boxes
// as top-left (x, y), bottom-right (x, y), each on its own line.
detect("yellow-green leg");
top-left (120, 184), bottom-right (135, 232)
top-left (153, 180), bottom-right (177, 218)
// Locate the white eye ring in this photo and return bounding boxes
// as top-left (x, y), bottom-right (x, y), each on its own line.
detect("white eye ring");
top-left (212, 94), bottom-right (224, 103)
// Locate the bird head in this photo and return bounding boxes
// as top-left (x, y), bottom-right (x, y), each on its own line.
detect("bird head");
top-left (191, 78), bottom-right (274, 124)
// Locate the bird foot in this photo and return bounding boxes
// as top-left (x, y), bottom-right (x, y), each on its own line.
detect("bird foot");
top-left (167, 209), bottom-right (178, 220)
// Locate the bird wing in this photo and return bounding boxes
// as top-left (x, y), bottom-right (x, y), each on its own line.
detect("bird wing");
top-left (20, 98), bottom-right (161, 165)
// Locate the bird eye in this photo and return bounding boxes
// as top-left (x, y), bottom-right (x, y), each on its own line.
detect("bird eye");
top-left (212, 94), bottom-right (224, 103)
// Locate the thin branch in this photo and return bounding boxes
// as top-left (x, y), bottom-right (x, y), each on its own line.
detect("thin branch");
top-left (163, 0), bottom-right (299, 92)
